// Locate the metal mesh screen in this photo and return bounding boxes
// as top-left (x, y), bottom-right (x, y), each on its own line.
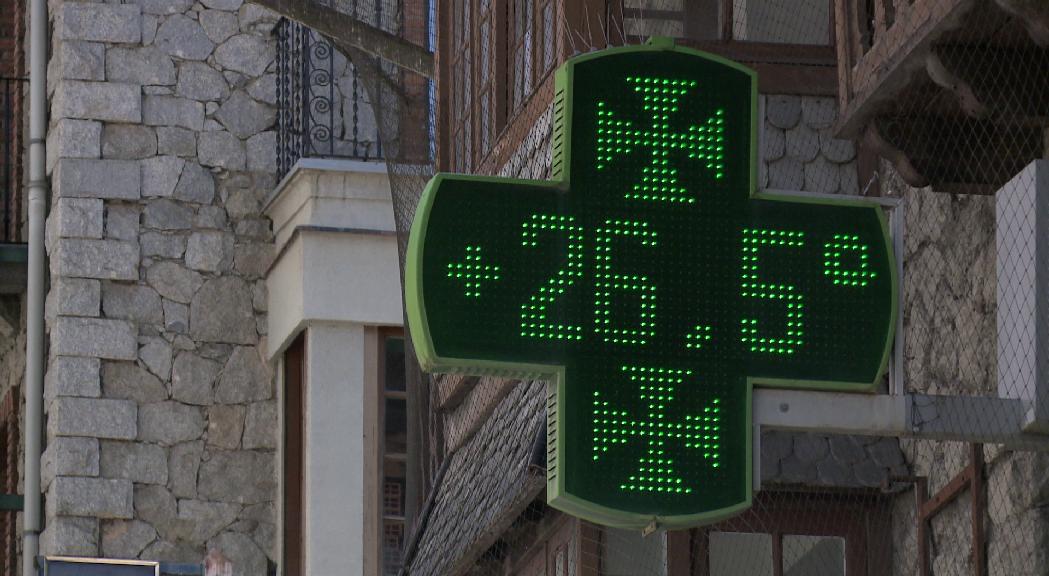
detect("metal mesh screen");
top-left (294, 0), bottom-right (1049, 573)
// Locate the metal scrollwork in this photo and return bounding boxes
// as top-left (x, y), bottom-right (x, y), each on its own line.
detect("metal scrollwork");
top-left (276, 15), bottom-right (381, 181)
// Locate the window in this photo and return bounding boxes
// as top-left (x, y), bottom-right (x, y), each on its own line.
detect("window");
top-left (511, 516), bottom-right (578, 576)
top-left (282, 334), bottom-right (306, 576)
top-left (729, 0), bottom-right (830, 45)
top-left (0, 387), bottom-right (18, 576)
top-left (614, 0), bottom-right (837, 95)
top-left (380, 332), bottom-right (407, 576)
top-left (620, 0), bottom-right (831, 45)
top-left (448, 0), bottom-right (476, 172)
top-left (440, 0), bottom-right (561, 172)
top-left (509, 0), bottom-right (556, 112)
top-left (707, 532), bottom-right (845, 576)
top-left (602, 528), bottom-right (666, 576)
top-left (684, 490), bottom-right (890, 576)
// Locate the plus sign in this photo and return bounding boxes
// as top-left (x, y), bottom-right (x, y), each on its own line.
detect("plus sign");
top-left (406, 40), bottom-right (896, 529)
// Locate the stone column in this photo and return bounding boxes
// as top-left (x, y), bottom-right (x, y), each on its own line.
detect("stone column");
top-left (42, 1), bottom-right (280, 571)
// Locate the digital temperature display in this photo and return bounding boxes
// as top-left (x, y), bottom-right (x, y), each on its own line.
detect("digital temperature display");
top-left (406, 40), bottom-right (896, 529)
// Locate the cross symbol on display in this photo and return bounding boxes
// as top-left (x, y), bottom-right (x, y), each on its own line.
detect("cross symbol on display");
top-left (592, 366), bottom-right (722, 494)
top-left (596, 77), bottom-right (726, 204)
top-left (406, 40), bottom-right (896, 529)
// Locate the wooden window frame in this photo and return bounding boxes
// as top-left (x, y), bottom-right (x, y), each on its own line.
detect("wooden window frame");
top-left (507, 0), bottom-right (557, 116)
top-left (282, 334), bottom-right (307, 576)
top-left (667, 488), bottom-right (892, 576)
top-left (438, 0), bottom-right (839, 177)
top-left (615, 0), bottom-right (839, 96)
top-left (442, 0), bottom-right (476, 172)
top-left (376, 327), bottom-right (408, 576)
top-left (439, 0), bottom-right (588, 174)
top-left (0, 387), bottom-right (18, 576)
top-left (507, 514), bottom-right (581, 576)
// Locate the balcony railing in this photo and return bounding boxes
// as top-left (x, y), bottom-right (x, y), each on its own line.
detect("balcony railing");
top-left (1, 77), bottom-right (24, 244)
top-left (276, 18), bottom-right (383, 181)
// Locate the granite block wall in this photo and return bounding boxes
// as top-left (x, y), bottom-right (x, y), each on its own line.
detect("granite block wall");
top-left (42, 1), bottom-right (283, 570)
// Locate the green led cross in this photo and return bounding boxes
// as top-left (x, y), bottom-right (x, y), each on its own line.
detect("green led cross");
top-left (596, 77), bottom-right (725, 204)
top-left (406, 40), bottom-right (896, 529)
top-left (592, 366), bottom-right (722, 494)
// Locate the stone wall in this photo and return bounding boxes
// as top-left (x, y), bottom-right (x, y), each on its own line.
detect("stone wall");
top-left (0, 294), bottom-right (25, 571)
top-left (42, 1), bottom-right (280, 570)
top-left (885, 165), bottom-right (1049, 575)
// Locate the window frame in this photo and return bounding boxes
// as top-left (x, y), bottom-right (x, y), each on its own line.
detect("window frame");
top-left (614, 0), bottom-right (838, 96)
top-left (440, 0), bottom-right (600, 174)
top-left (438, 0), bottom-right (839, 177)
top-left (376, 327), bottom-right (408, 576)
top-left (282, 333), bottom-right (307, 576)
top-left (670, 488), bottom-right (892, 576)
top-left (508, 514), bottom-right (583, 576)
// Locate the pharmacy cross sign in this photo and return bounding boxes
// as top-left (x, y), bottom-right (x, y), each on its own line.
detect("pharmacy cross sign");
top-left (406, 40), bottom-right (897, 529)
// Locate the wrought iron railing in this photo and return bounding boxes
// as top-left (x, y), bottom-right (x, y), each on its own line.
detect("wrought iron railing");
top-left (276, 18), bottom-right (383, 181)
top-left (0, 77), bottom-right (24, 244)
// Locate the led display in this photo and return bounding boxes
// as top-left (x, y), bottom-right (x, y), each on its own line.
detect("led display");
top-left (406, 40), bottom-right (896, 529)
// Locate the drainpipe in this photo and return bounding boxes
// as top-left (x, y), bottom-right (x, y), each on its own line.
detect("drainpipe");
top-left (23, 0), bottom-right (47, 571)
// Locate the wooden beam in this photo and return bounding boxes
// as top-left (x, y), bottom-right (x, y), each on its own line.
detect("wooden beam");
top-left (834, 0), bottom-right (978, 137)
top-left (250, 0), bottom-right (434, 78)
top-left (435, 374), bottom-right (479, 411)
top-left (924, 50), bottom-right (987, 119)
top-left (862, 121), bottom-right (929, 189)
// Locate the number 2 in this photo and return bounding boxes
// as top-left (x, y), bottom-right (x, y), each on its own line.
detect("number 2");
top-left (520, 214), bottom-right (585, 340)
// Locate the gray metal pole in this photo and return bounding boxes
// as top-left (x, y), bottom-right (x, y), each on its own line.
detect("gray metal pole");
top-left (23, 0), bottom-right (47, 571)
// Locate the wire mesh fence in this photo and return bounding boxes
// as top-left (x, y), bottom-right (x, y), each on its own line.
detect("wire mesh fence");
top-left (303, 0), bottom-right (1049, 573)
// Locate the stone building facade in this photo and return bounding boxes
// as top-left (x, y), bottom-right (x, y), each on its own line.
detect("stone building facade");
top-left (0, 0), bottom-right (394, 572)
top-left (38, 0), bottom-right (286, 569)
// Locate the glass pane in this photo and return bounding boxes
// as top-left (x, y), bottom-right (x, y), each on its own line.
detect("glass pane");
top-left (625, 0), bottom-right (683, 8)
top-left (514, 48), bottom-right (525, 109)
top-left (709, 532), bottom-right (773, 576)
top-left (602, 529), bottom-right (666, 576)
top-left (384, 397), bottom-right (407, 454)
top-left (542, 2), bottom-right (554, 72)
top-left (732, 0), bottom-right (830, 45)
top-left (523, 0), bottom-right (533, 95)
top-left (381, 521), bottom-right (405, 576)
top-left (383, 336), bottom-right (405, 391)
top-left (624, 18), bottom-right (684, 38)
top-left (480, 23), bottom-right (490, 84)
top-left (783, 535), bottom-right (845, 576)
top-left (382, 476), bottom-right (406, 517)
top-left (480, 92), bottom-right (490, 153)
top-left (454, 0), bottom-right (462, 47)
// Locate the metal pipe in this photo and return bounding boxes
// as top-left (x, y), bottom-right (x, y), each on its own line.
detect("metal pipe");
top-left (23, 0), bottom-right (47, 571)
top-left (3, 79), bottom-right (12, 241)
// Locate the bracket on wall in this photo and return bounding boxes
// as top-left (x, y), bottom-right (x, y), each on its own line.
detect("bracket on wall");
top-left (885, 443), bottom-right (986, 576)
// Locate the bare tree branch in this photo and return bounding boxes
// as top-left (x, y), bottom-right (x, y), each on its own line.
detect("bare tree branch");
top-left (252, 0), bottom-right (434, 78)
